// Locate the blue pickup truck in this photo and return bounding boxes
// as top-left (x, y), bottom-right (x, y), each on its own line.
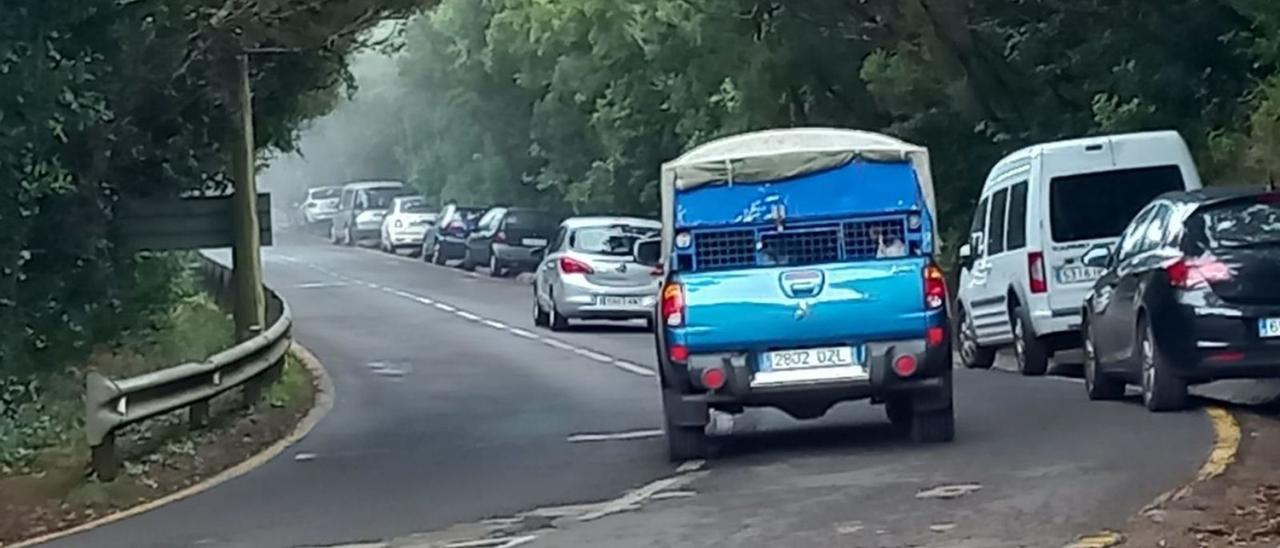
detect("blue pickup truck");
top-left (648, 128), bottom-right (954, 460)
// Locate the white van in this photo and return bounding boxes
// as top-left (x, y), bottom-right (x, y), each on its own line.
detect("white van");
top-left (955, 130), bottom-right (1203, 375)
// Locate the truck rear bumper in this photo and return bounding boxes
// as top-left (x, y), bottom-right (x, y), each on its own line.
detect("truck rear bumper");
top-left (663, 336), bottom-right (952, 426)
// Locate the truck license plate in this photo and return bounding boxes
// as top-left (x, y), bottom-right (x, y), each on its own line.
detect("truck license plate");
top-left (1258, 318), bottom-right (1280, 338)
top-left (763, 346), bottom-right (857, 370)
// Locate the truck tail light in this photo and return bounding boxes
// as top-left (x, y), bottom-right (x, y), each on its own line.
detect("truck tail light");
top-left (661, 282), bottom-right (685, 327)
top-left (1028, 252), bottom-right (1047, 294)
top-left (1166, 257), bottom-right (1231, 289)
top-left (924, 263), bottom-right (946, 309)
top-left (558, 257), bottom-right (594, 275)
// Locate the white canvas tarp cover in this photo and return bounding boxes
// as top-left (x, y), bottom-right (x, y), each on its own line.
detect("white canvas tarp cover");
top-left (659, 128), bottom-right (938, 246)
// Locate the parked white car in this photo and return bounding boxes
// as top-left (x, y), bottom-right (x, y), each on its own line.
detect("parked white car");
top-left (954, 130), bottom-right (1203, 375)
top-left (532, 217), bottom-right (661, 331)
top-left (301, 186), bottom-right (341, 226)
top-left (380, 196), bottom-right (437, 254)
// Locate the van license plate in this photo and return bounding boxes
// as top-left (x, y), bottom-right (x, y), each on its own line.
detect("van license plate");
top-left (1057, 265), bottom-right (1105, 284)
top-left (1258, 318), bottom-right (1280, 338)
top-left (763, 346), bottom-right (856, 370)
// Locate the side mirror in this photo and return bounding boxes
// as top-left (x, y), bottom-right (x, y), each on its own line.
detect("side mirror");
top-left (633, 238), bottom-right (662, 267)
top-left (1082, 245), bottom-right (1111, 269)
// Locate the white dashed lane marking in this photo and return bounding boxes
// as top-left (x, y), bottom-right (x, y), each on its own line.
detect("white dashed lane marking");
top-left (288, 259), bottom-right (656, 378)
top-left (567, 429), bottom-right (665, 443)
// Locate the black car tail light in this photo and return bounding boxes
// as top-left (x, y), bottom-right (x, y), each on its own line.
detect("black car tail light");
top-left (1166, 257), bottom-right (1232, 289)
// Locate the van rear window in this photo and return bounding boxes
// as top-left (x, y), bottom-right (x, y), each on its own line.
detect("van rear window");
top-left (1050, 165), bottom-right (1184, 243)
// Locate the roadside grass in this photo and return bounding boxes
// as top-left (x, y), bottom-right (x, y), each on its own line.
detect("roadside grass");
top-left (0, 272), bottom-right (318, 543)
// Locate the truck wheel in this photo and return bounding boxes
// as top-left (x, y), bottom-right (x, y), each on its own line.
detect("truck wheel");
top-left (663, 394), bottom-right (708, 462)
top-left (884, 395), bottom-right (912, 433)
top-left (1140, 318), bottom-right (1187, 412)
top-left (1013, 307), bottom-right (1049, 376)
top-left (910, 407), bottom-right (955, 443)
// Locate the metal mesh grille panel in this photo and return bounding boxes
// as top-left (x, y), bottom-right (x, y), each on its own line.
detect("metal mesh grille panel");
top-left (843, 219), bottom-right (907, 261)
top-left (759, 226), bottom-right (841, 266)
top-left (692, 229), bottom-right (756, 269)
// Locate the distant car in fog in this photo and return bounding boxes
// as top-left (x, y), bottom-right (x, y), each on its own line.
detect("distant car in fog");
top-left (423, 203), bottom-right (486, 265)
top-left (532, 217), bottom-right (661, 331)
top-left (462, 207), bottom-right (561, 276)
top-left (301, 186), bottom-right (342, 227)
top-left (380, 196), bottom-right (437, 255)
top-left (330, 181), bottom-right (414, 246)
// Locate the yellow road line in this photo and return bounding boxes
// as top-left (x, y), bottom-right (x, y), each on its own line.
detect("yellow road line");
top-left (1198, 406), bottom-right (1240, 481)
top-left (1064, 530), bottom-right (1123, 548)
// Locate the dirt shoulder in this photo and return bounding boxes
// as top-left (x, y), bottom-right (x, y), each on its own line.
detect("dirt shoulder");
top-left (0, 352), bottom-right (317, 546)
top-left (1119, 410), bottom-right (1280, 547)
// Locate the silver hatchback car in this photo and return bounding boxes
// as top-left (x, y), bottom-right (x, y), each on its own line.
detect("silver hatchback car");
top-left (532, 217), bottom-right (662, 331)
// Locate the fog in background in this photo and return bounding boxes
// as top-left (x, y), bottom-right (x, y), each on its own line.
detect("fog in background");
top-left (260, 48), bottom-right (408, 209)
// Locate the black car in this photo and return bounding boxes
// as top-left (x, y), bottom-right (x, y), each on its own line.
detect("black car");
top-left (461, 207), bottom-right (561, 276)
top-left (1081, 187), bottom-right (1280, 411)
top-left (423, 204), bottom-right (485, 265)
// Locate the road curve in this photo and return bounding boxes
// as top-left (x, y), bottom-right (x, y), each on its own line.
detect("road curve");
top-left (43, 233), bottom-right (1213, 548)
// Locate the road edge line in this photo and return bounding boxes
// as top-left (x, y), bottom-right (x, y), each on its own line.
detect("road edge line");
top-left (1064, 405), bottom-right (1242, 548)
top-left (10, 341), bottom-right (335, 548)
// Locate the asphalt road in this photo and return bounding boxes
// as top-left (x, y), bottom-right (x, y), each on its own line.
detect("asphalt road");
top-left (46, 232), bottom-right (1215, 548)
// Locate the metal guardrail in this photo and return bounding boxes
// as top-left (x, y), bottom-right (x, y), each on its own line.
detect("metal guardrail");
top-left (84, 254), bottom-right (292, 480)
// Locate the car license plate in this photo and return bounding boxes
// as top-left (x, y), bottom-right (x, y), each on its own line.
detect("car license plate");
top-left (1259, 318), bottom-right (1280, 338)
top-left (602, 296), bottom-right (644, 307)
top-left (522, 237), bottom-right (549, 247)
top-left (762, 346), bottom-right (857, 371)
top-left (1057, 265), bottom-right (1105, 284)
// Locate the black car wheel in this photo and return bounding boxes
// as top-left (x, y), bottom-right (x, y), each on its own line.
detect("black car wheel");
top-left (1140, 318), bottom-right (1188, 412)
top-left (431, 242), bottom-right (446, 265)
top-left (489, 250), bottom-right (504, 278)
top-left (958, 308), bottom-right (994, 369)
top-left (1083, 320), bottom-right (1125, 400)
top-left (459, 249), bottom-right (476, 271)
top-left (1013, 307), bottom-right (1049, 376)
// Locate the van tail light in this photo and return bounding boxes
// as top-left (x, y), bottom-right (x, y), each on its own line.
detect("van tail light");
top-left (661, 282), bottom-right (686, 327)
top-left (558, 257), bottom-right (594, 275)
top-left (1166, 257), bottom-right (1232, 289)
top-left (1028, 252), bottom-right (1047, 294)
top-left (924, 263), bottom-right (946, 310)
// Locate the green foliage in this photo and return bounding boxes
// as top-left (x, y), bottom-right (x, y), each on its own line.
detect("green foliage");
top-left (1, 1), bottom-right (425, 384)
top-left (383, 0), bottom-right (1279, 249)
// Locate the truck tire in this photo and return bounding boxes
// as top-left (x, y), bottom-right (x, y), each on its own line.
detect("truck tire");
top-left (662, 393), bottom-right (708, 462)
top-left (910, 407), bottom-right (955, 443)
top-left (1013, 306), bottom-right (1049, 376)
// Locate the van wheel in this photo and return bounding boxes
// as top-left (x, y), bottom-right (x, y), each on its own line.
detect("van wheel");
top-left (1140, 318), bottom-right (1188, 412)
top-left (1013, 307), bottom-right (1049, 376)
top-left (958, 309), bottom-right (995, 369)
top-left (1083, 320), bottom-right (1125, 400)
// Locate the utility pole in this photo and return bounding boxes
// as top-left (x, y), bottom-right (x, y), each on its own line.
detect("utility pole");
top-left (230, 53), bottom-right (265, 341)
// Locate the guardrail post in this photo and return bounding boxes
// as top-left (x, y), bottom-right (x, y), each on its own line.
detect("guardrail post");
top-left (242, 325), bottom-right (266, 407)
top-left (190, 400), bottom-right (210, 430)
top-left (91, 433), bottom-right (119, 481)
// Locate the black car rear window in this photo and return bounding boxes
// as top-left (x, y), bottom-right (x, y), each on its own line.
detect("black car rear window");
top-left (1050, 165), bottom-right (1185, 242)
top-left (506, 211), bottom-right (558, 230)
top-left (1192, 197), bottom-right (1280, 248)
top-left (570, 225), bottom-right (658, 256)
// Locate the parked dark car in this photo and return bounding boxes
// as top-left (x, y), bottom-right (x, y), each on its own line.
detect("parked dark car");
top-left (422, 203), bottom-right (485, 265)
top-left (1081, 187), bottom-right (1280, 412)
top-left (461, 207), bottom-right (561, 276)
